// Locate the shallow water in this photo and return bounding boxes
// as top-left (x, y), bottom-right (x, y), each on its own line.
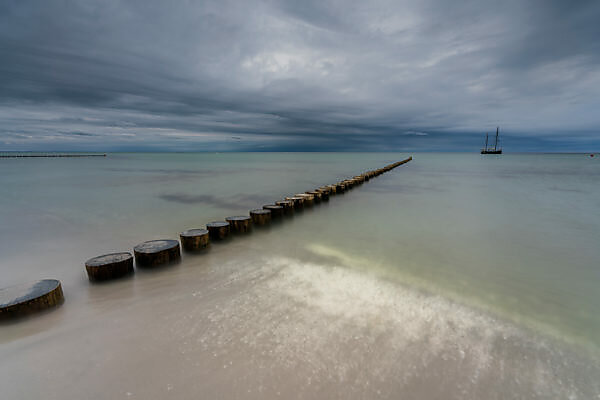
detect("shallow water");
top-left (1, 153), bottom-right (599, 398)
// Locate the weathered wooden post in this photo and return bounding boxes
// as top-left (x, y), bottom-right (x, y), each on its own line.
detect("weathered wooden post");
top-left (263, 204), bottom-right (284, 218)
top-left (343, 179), bottom-right (355, 188)
top-left (275, 200), bottom-right (295, 215)
top-left (180, 229), bottom-right (210, 251)
top-left (324, 185), bottom-right (337, 194)
top-left (250, 209), bottom-right (271, 225)
top-left (306, 191), bottom-right (322, 203)
top-left (134, 239), bottom-right (181, 267)
top-left (226, 216), bottom-right (253, 234)
top-left (0, 279), bottom-right (64, 319)
top-left (296, 193), bottom-right (314, 207)
top-left (335, 183), bottom-right (345, 193)
top-left (285, 196), bottom-right (305, 210)
top-left (85, 252), bottom-right (134, 281)
top-left (206, 221), bottom-right (231, 240)
top-left (315, 188), bottom-right (329, 201)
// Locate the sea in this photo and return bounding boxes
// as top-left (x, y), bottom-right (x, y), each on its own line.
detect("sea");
top-left (1, 152), bottom-right (599, 399)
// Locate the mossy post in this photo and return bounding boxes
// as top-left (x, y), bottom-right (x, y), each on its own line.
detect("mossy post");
top-left (0, 279), bottom-right (64, 319)
top-left (134, 239), bottom-right (181, 267)
top-left (250, 209), bottom-right (271, 226)
top-left (85, 252), bottom-right (134, 281)
top-left (275, 200), bottom-right (295, 215)
top-left (180, 229), bottom-right (210, 251)
top-left (206, 221), bottom-right (230, 241)
top-left (263, 204), bottom-right (284, 218)
top-left (226, 216), bottom-right (252, 234)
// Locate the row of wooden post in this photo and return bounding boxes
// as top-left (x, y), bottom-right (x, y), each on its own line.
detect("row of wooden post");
top-left (0, 157), bottom-right (412, 319)
top-left (84, 156), bottom-right (412, 280)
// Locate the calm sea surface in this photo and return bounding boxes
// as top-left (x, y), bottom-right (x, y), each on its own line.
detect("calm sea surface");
top-left (1, 152), bottom-right (599, 399)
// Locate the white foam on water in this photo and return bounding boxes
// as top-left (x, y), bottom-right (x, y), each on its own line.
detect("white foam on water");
top-left (1, 241), bottom-right (598, 400)
top-left (171, 250), bottom-right (600, 399)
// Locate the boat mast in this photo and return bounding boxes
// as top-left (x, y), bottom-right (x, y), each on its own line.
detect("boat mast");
top-left (494, 127), bottom-right (499, 151)
top-left (485, 133), bottom-right (489, 151)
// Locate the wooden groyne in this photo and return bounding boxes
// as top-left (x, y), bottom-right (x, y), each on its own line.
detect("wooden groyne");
top-left (0, 156), bottom-right (412, 319)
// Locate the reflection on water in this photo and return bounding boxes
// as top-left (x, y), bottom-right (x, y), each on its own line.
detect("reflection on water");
top-left (0, 153), bottom-right (599, 398)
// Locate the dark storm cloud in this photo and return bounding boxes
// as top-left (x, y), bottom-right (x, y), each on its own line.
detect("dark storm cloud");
top-left (1, 0), bottom-right (599, 151)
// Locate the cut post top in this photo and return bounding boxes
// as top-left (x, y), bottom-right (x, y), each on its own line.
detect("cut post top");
top-left (206, 221), bottom-right (230, 228)
top-left (85, 252), bottom-right (132, 267)
top-left (225, 216), bottom-right (251, 222)
top-left (180, 228), bottom-right (209, 237)
top-left (133, 239), bottom-right (179, 254)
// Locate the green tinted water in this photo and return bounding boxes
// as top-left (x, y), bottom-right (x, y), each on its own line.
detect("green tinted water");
top-left (1, 153), bottom-right (599, 348)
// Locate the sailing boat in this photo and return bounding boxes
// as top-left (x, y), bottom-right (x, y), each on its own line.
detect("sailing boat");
top-left (481, 127), bottom-right (502, 154)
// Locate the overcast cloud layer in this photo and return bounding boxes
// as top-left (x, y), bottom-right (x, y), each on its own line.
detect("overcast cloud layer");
top-left (1, 0), bottom-right (599, 151)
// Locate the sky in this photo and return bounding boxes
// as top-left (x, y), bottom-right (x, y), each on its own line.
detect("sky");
top-left (1, 0), bottom-right (599, 152)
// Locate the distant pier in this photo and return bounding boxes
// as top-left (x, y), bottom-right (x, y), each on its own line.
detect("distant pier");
top-left (0, 153), bottom-right (107, 158)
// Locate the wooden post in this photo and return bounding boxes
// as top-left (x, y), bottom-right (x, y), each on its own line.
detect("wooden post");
top-left (206, 222), bottom-right (231, 240)
top-left (275, 200), bottom-right (295, 215)
top-left (134, 239), bottom-right (181, 267)
top-left (306, 191), bottom-right (322, 203)
top-left (315, 188), bottom-right (329, 201)
top-left (180, 229), bottom-right (210, 251)
top-left (250, 209), bottom-right (271, 225)
top-left (263, 204), bottom-right (284, 218)
top-left (343, 179), bottom-right (355, 188)
top-left (226, 216), bottom-right (252, 234)
top-left (326, 185), bottom-right (337, 194)
top-left (335, 183), bottom-right (345, 193)
top-left (1, 279), bottom-right (64, 319)
top-left (85, 252), bottom-right (134, 281)
top-left (296, 193), bottom-right (314, 207)
top-left (285, 196), bottom-right (305, 210)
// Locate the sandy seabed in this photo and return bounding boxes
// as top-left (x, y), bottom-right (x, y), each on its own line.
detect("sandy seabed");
top-left (1, 243), bottom-right (599, 400)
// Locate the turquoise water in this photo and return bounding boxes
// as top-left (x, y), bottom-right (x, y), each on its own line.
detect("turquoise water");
top-left (1, 153), bottom-right (599, 398)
